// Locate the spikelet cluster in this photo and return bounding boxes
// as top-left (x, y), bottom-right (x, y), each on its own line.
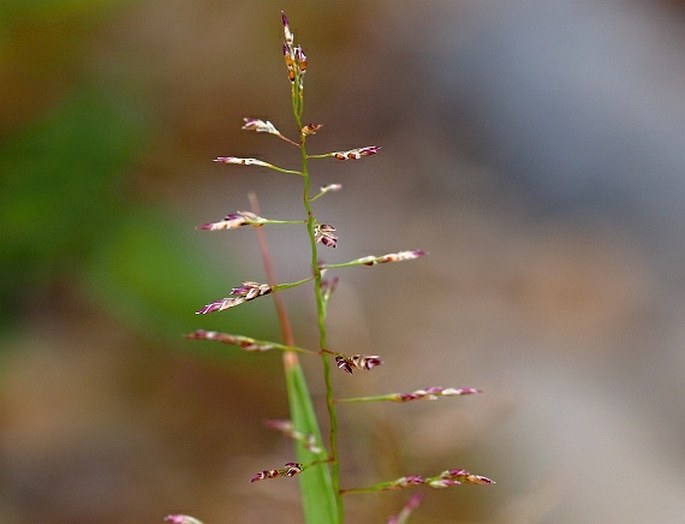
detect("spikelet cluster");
top-left (196, 281), bottom-right (272, 315)
top-left (251, 462), bottom-right (303, 483)
top-left (335, 354), bottom-right (383, 374)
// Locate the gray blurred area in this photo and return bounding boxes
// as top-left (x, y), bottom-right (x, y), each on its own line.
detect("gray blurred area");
top-left (2, 1), bottom-right (685, 522)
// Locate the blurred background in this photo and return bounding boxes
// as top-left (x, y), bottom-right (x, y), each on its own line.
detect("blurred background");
top-left (2, 1), bottom-right (685, 522)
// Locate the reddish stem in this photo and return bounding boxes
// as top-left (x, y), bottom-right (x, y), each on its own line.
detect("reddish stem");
top-left (248, 192), bottom-right (298, 370)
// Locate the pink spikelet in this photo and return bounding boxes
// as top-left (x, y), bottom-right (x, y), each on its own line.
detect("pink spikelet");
top-left (314, 223), bottom-right (338, 248)
top-left (397, 386), bottom-right (482, 402)
top-left (250, 462), bottom-right (302, 483)
top-left (335, 354), bottom-right (383, 374)
top-left (331, 146), bottom-right (381, 160)
top-left (196, 211), bottom-right (266, 231)
top-left (195, 281), bottom-right (272, 315)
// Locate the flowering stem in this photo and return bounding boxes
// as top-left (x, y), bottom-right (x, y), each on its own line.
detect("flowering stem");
top-left (301, 144), bottom-right (343, 522)
top-left (294, 100), bottom-right (343, 519)
top-left (337, 386), bottom-right (481, 404)
top-left (213, 157), bottom-right (303, 176)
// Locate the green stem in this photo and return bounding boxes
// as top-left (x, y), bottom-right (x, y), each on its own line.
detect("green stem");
top-left (320, 256), bottom-right (382, 270)
top-left (305, 152), bottom-right (333, 159)
top-left (253, 219), bottom-right (306, 226)
top-left (273, 275), bottom-right (315, 291)
top-left (266, 164), bottom-right (304, 176)
top-left (319, 260), bottom-right (369, 270)
top-left (336, 394), bottom-right (399, 403)
top-left (287, 63), bottom-right (343, 522)
top-left (339, 484), bottom-right (395, 496)
top-left (245, 339), bottom-right (318, 355)
top-left (339, 487), bottom-right (381, 496)
top-left (296, 103), bottom-right (343, 524)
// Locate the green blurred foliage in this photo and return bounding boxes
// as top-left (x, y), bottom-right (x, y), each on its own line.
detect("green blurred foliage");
top-left (86, 207), bottom-right (278, 357)
top-left (0, 0), bottom-right (129, 138)
top-left (0, 0), bottom-right (276, 360)
top-left (0, 83), bottom-right (273, 354)
top-left (0, 0), bottom-right (115, 15)
top-left (0, 87), bottom-right (144, 326)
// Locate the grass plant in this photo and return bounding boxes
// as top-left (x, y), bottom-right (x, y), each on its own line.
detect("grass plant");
top-left (165, 12), bottom-right (493, 524)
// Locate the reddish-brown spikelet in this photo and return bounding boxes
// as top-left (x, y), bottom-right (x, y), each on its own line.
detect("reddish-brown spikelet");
top-left (302, 123), bottom-right (322, 135)
top-left (396, 386), bottom-right (481, 402)
top-left (195, 282), bottom-right (272, 315)
top-left (250, 462), bottom-right (302, 483)
top-left (335, 354), bottom-right (383, 374)
top-left (331, 145), bottom-right (381, 160)
top-left (196, 211), bottom-right (265, 231)
top-left (314, 223), bottom-right (338, 248)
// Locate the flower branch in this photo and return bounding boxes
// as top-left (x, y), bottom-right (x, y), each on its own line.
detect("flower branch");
top-left (337, 386), bottom-right (481, 404)
top-left (213, 156), bottom-right (303, 176)
top-left (320, 249), bottom-right (426, 270)
top-left (184, 329), bottom-right (315, 354)
top-left (309, 183), bottom-right (342, 202)
top-left (196, 210), bottom-right (304, 231)
top-left (195, 277), bottom-right (313, 315)
top-left (242, 117), bottom-right (299, 147)
top-left (340, 468), bottom-right (494, 495)
top-left (307, 146), bottom-right (381, 160)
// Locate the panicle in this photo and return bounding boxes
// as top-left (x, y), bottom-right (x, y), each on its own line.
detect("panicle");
top-left (184, 330), bottom-right (275, 352)
top-left (314, 223), bottom-right (338, 248)
top-left (332, 146), bottom-right (381, 160)
top-left (250, 462), bottom-right (302, 483)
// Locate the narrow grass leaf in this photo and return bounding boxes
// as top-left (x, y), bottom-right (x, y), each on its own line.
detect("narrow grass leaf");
top-left (285, 361), bottom-right (339, 523)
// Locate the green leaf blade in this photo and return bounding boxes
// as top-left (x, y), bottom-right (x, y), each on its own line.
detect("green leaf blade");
top-left (285, 360), bottom-right (339, 524)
